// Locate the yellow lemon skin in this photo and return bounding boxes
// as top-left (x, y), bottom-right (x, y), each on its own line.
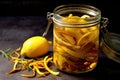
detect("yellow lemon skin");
top-left (20, 36), bottom-right (51, 58)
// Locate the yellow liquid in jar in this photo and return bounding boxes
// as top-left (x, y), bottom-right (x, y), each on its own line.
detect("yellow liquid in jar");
top-left (53, 14), bottom-right (100, 73)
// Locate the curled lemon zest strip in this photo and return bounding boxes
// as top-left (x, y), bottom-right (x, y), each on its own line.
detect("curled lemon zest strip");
top-left (34, 66), bottom-right (45, 75)
top-left (13, 60), bottom-right (19, 69)
top-left (21, 69), bottom-right (36, 78)
top-left (6, 68), bottom-right (21, 74)
top-left (21, 59), bottom-right (33, 70)
top-left (5, 48), bottom-right (60, 78)
top-left (44, 56), bottom-right (59, 76)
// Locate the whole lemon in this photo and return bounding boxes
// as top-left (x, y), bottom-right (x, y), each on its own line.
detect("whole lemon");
top-left (20, 36), bottom-right (52, 58)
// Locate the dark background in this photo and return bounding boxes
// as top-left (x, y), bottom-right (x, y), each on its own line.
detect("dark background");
top-left (0, 1), bottom-right (120, 80)
top-left (0, 0), bottom-right (120, 34)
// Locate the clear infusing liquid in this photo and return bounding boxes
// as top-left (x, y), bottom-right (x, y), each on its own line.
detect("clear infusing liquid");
top-left (53, 20), bottom-right (100, 73)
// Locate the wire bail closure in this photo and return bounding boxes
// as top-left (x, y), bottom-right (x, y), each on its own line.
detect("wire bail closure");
top-left (100, 17), bottom-right (109, 36)
top-left (42, 12), bottom-right (53, 37)
top-left (101, 17), bottom-right (109, 29)
top-left (100, 17), bottom-right (113, 47)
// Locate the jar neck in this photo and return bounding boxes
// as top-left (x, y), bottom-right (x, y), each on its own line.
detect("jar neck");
top-left (52, 4), bottom-right (101, 27)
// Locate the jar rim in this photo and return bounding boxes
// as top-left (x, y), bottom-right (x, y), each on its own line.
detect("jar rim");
top-left (52, 4), bottom-right (101, 27)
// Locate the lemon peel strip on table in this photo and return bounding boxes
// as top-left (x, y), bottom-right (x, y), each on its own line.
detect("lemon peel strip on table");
top-left (44, 56), bottom-right (59, 76)
top-left (21, 59), bottom-right (33, 70)
top-left (6, 59), bottom-right (21, 74)
top-left (34, 66), bottom-right (46, 75)
top-left (6, 68), bottom-right (21, 74)
top-left (2, 48), bottom-right (59, 78)
top-left (21, 69), bottom-right (36, 78)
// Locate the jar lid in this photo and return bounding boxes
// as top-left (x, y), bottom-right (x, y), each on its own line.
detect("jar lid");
top-left (100, 32), bottom-right (120, 63)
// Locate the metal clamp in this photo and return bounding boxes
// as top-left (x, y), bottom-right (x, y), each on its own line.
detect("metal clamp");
top-left (42, 12), bottom-right (53, 37)
top-left (100, 17), bottom-right (113, 47)
top-left (101, 17), bottom-right (109, 29)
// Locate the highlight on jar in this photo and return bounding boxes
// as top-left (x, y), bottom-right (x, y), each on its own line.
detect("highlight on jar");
top-left (53, 13), bottom-right (100, 73)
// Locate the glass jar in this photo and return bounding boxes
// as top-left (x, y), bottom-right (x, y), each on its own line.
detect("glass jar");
top-left (51, 4), bottom-right (101, 73)
top-left (100, 30), bottom-right (120, 63)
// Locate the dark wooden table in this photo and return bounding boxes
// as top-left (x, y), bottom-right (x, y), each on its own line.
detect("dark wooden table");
top-left (0, 16), bottom-right (120, 80)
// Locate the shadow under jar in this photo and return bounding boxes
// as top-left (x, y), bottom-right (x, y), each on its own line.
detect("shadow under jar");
top-left (52, 4), bottom-right (101, 74)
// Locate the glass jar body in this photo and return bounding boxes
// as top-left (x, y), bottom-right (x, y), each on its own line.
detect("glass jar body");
top-left (52, 4), bottom-right (101, 73)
